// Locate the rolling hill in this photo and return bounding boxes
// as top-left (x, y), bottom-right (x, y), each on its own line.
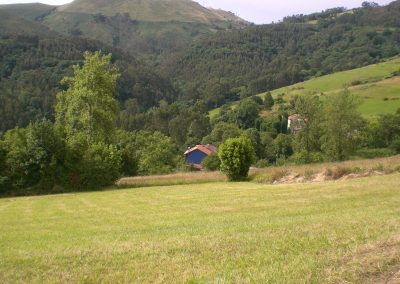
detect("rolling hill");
top-left (210, 56), bottom-right (400, 118)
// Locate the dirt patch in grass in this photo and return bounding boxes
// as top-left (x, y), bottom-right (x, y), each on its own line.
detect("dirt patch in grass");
top-left (252, 155), bottom-right (400, 185)
top-left (254, 168), bottom-right (386, 185)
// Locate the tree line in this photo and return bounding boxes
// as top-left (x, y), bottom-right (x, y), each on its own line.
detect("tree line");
top-left (0, 52), bottom-right (179, 194)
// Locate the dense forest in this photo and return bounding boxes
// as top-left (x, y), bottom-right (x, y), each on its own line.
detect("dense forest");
top-left (0, 10), bottom-right (177, 133)
top-left (169, 1), bottom-right (400, 107)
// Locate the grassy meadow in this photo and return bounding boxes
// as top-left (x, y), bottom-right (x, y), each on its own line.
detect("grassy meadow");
top-left (210, 56), bottom-right (400, 118)
top-left (1, 170), bottom-right (400, 282)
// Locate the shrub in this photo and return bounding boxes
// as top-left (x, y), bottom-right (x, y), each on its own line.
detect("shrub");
top-left (2, 121), bottom-right (66, 190)
top-left (271, 169), bottom-right (289, 182)
top-left (219, 136), bottom-right (256, 181)
top-left (255, 159), bottom-right (270, 168)
top-left (201, 154), bottom-right (221, 171)
top-left (79, 143), bottom-right (122, 189)
top-left (291, 150), bottom-right (324, 165)
top-left (304, 170), bottom-right (315, 180)
top-left (0, 140), bottom-right (9, 192)
top-left (327, 166), bottom-right (352, 179)
top-left (390, 137), bottom-right (400, 154)
top-left (351, 80), bottom-right (363, 86)
top-left (115, 130), bottom-right (177, 176)
top-left (372, 164), bottom-right (385, 172)
top-left (356, 148), bottom-right (396, 159)
top-left (252, 172), bottom-right (273, 184)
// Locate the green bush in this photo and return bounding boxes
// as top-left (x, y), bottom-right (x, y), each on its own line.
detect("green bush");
top-left (0, 140), bottom-right (9, 192)
top-left (356, 148), bottom-right (396, 159)
top-left (290, 150), bottom-right (324, 165)
top-left (79, 143), bottom-right (122, 189)
top-left (114, 130), bottom-right (177, 176)
top-left (255, 159), bottom-right (270, 168)
top-left (218, 136), bottom-right (256, 181)
top-left (201, 154), bottom-right (221, 171)
top-left (2, 121), bottom-right (65, 190)
top-left (390, 137), bottom-right (400, 154)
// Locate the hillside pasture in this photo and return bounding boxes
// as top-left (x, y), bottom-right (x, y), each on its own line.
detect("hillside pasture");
top-left (268, 56), bottom-right (400, 97)
top-left (266, 57), bottom-right (400, 117)
top-left (210, 56), bottom-right (400, 118)
top-left (1, 169), bottom-right (400, 282)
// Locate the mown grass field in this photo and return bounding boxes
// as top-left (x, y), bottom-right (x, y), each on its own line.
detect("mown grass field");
top-left (210, 56), bottom-right (400, 118)
top-left (1, 172), bottom-right (400, 283)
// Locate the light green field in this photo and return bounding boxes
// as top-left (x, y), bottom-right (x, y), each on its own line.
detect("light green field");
top-left (210, 56), bottom-right (400, 118)
top-left (1, 174), bottom-right (400, 283)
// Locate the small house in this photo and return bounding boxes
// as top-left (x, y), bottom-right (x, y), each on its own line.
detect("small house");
top-left (184, 144), bottom-right (217, 169)
top-left (287, 114), bottom-right (304, 134)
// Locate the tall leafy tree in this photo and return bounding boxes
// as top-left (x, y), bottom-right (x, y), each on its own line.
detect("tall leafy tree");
top-left (293, 96), bottom-right (322, 162)
top-left (263, 92), bottom-right (275, 110)
top-left (55, 51), bottom-right (120, 144)
top-left (235, 99), bottom-right (261, 129)
top-left (321, 90), bottom-right (363, 161)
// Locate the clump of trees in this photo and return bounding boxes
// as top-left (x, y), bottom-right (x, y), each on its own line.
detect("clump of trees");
top-left (0, 52), bottom-right (178, 195)
top-left (209, 88), bottom-right (400, 171)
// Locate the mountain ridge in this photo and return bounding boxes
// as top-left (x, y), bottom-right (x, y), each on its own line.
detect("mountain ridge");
top-left (0, 0), bottom-right (249, 62)
top-left (56, 0), bottom-right (248, 25)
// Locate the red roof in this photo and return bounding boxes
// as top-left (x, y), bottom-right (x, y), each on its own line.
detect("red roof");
top-left (288, 114), bottom-right (301, 120)
top-left (184, 144), bottom-right (217, 156)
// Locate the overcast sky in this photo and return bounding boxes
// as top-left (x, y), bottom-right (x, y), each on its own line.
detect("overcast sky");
top-left (0, 0), bottom-right (395, 24)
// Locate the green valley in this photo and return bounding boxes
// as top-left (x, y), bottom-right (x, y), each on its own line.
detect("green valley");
top-left (1, 1), bottom-right (400, 282)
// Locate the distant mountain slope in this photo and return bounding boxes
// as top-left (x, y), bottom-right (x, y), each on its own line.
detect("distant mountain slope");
top-left (0, 3), bottom-right (55, 21)
top-left (0, 10), bottom-right (177, 133)
top-left (0, 8), bottom-right (56, 36)
top-left (58, 0), bottom-right (247, 25)
top-left (0, 0), bottom-right (248, 61)
top-left (169, 0), bottom-right (400, 107)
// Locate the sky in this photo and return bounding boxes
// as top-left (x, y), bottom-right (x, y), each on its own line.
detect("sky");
top-left (0, 0), bottom-right (395, 24)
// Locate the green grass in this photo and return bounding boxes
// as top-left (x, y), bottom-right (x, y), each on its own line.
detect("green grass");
top-left (210, 56), bottom-right (400, 118)
top-left (1, 174), bottom-right (400, 282)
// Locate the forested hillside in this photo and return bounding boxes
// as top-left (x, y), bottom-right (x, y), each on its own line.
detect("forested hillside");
top-left (0, 10), bottom-right (177, 133)
top-left (170, 1), bottom-right (400, 107)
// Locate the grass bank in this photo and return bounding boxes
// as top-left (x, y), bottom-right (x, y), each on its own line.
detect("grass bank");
top-left (117, 155), bottom-right (400, 188)
top-left (0, 174), bottom-right (399, 282)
